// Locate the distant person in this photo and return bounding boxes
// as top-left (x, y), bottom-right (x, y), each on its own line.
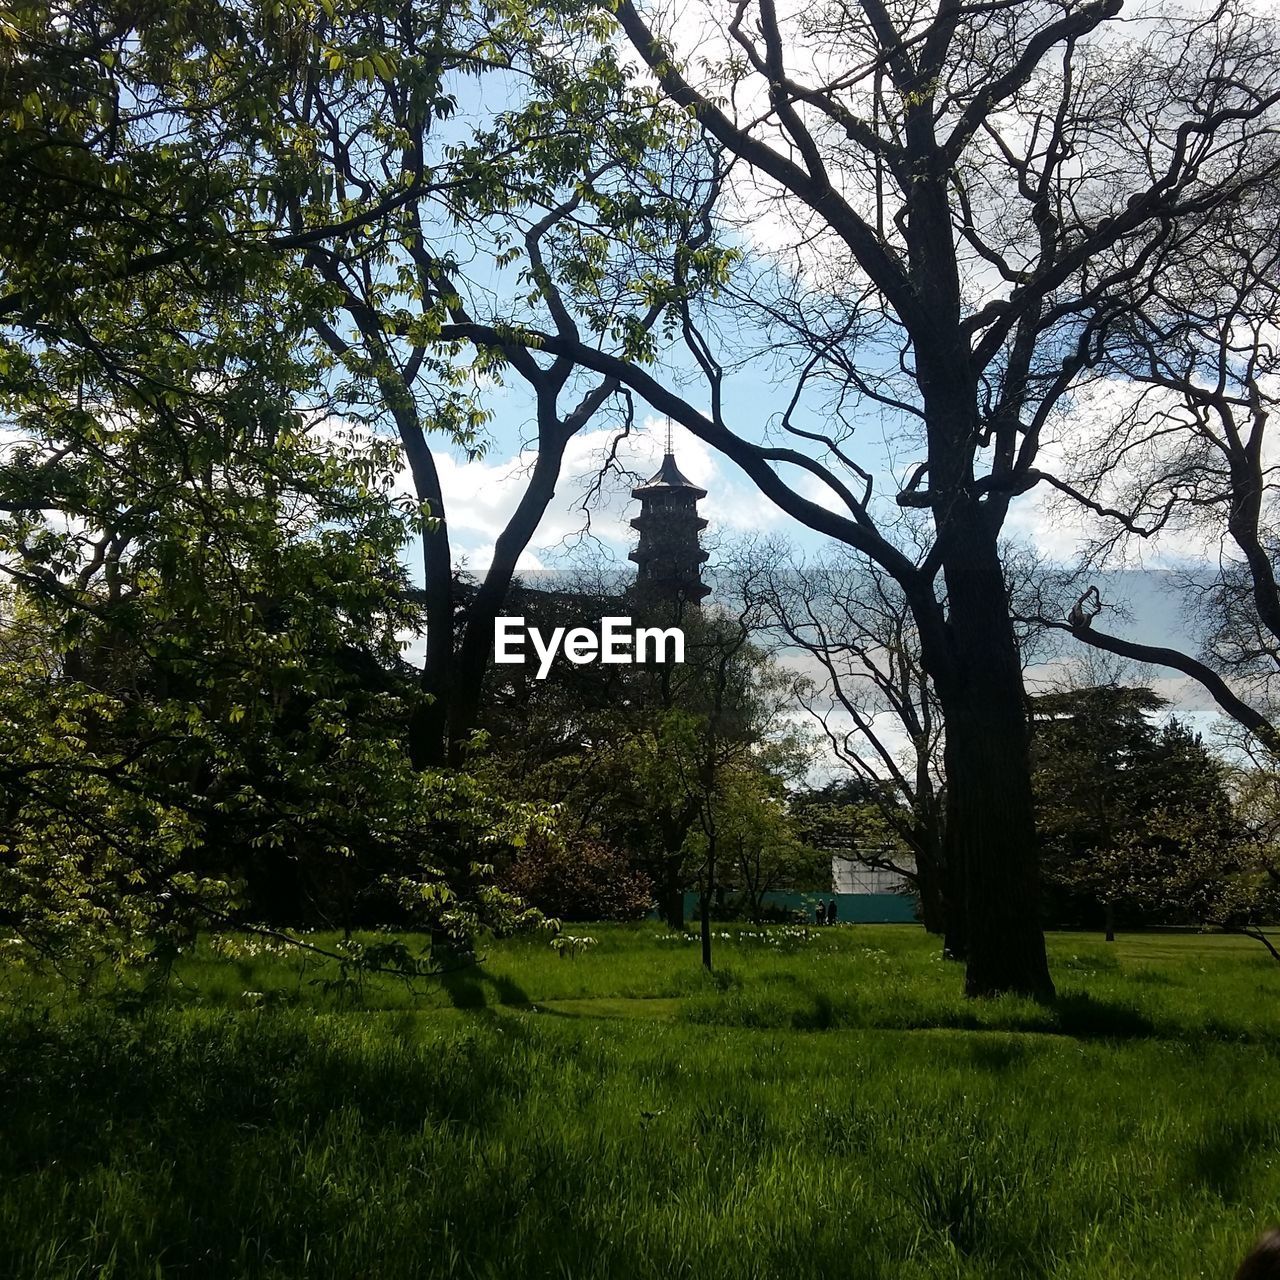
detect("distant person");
top-left (1237, 1229), bottom-right (1280, 1278)
top-left (814, 902), bottom-right (825, 926)
top-left (826, 899), bottom-right (838, 926)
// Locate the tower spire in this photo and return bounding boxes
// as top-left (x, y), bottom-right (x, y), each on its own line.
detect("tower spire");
top-left (628, 443), bottom-right (710, 609)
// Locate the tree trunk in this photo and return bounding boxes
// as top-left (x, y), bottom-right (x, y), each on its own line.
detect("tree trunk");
top-left (700, 830), bottom-right (717, 969)
top-left (447, 438), bottom-right (568, 762)
top-left (915, 853), bottom-right (947, 935)
top-left (935, 508), bottom-right (1055, 1000)
top-left (661, 867), bottom-right (684, 930)
top-left (1104, 900), bottom-right (1116, 943)
top-left (395, 413), bottom-right (453, 771)
top-left (408, 520), bottom-right (453, 770)
top-left (941, 846), bottom-right (967, 960)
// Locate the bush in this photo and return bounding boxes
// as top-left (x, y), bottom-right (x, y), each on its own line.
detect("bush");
top-left (503, 834), bottom-right (653, 921)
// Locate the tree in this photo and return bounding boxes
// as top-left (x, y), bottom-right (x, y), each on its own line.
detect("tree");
top-left (502, 831), bottom-right (653, 921)
top-left (0, 4), bottom-right (554, 971)
top-left (792, 779), bottom-right (924, 916)
top-left (234, 0), bottom-right (724, 766)
top-left (1042, 182), bottom-right (1280, 760)
top-left (675, 612), bottom-right (812, 968)
top-left (743, 545), bottom-right (951, 939)
top-left (476, 574), bottom-right (808, 959)
top-left (0, 377), bottom-right (545, 977)
top-left (588, 606), bottom-right (808, 967)
top-left (434, 0), bottom-right (1280, 996)
top-left (713, 767), bottom-right (824, 921)
top-left (4, 0), bottom-right (727, 775)
top-left (1031, 684), bottom-right (1239, 938)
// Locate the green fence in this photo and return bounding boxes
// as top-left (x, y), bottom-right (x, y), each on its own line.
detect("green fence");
top-left (681, 891), bottom-right (918, 925)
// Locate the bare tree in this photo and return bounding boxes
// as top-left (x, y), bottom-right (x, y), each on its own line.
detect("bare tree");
top-left (436, 0), bottom-right (1280, 996)
top-left (739, 544), bottom-right (951, 940)
top-left (739, 536), bottom-right (1071, 952)
top-left (1046, 189), bottom-right (1280, 757)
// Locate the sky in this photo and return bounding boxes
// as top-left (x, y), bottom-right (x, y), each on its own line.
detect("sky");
top-left (380, 0), bottom-right (1272, 759)
top-left (403, 385), bottom-right (1233, 748)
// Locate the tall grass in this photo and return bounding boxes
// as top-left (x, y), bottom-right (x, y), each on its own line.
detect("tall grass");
top-left (1, 925), bottom-right (1277, 1278)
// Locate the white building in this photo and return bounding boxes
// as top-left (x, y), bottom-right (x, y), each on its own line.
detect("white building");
top-left (832, 851), bottom-right (916, 895)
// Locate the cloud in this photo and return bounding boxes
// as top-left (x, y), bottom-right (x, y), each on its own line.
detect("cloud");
top-left (415, 414), bottom-right (784, 576)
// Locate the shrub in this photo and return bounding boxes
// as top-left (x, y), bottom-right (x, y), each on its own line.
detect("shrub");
top-left (503, 834), bottom-right (653, 921)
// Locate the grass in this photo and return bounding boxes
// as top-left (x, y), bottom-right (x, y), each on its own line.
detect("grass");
top-left (2, 924), bottom-right (1280, 1278)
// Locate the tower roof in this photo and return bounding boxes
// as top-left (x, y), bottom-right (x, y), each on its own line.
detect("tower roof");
top-left (631, 453), bottom-right (708, 500)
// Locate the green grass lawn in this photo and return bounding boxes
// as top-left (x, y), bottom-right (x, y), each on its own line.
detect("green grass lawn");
top-left (3, 924), bottom-right (1280, 1279)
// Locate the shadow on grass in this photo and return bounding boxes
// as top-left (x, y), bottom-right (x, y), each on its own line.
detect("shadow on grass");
top-left (1188, 1114), bottom-right (1280, 1203)
top-left (440, 965), bottom-right (529, 1011)
top-left (703, 985), bottom-right (1278, 1046)
top-left (791, 992), bottom-right (837, 1031)
top-left (778, 989), bottom-right (1159, 1040)
top-left (1052, 992), bottom-right (1159, 1040)
top-left (0, 1000), bottom-right (537, 1186)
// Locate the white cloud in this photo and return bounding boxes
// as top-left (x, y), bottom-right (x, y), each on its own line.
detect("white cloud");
top-left (416, 414), bottom-right (784, 575)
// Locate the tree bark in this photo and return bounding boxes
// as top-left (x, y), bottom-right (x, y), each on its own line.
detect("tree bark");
top-left (700, 827), bottom-right (717, 969)
top-left (448, 436), bottom-right (568, 762)
top-left (942, 884), bottom-right (968, 961)
top-left (935, 509), bottom-right (1054, 1000)
top-left (393, 408), bottom-right (453, 771)
top-left (661, 867), bottom-right (684, 930)
top-left (915, 852), bottom-right (947, 935)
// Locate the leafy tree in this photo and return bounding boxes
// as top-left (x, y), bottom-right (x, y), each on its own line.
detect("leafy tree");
top-left (1031, 685), bottom-right (1238, 937)
top-left (0, 183), bottom-right (544, 979)
top-left (220, 0), bottom-right (724, 766)
top-left (502, 831), bottom-right (653, 922)
top-left (0, 377), bottom-right (548, 979)
top-left (711, 766), bottom-right (825, 921)
top-left (610, 609), bottom-right (811, 967)
top-left (0, 0), bottom-right (589, 980)
top-left (476, 583), bottom-right (808, 957)
top-left (791, 778), bottom-right (921, 902)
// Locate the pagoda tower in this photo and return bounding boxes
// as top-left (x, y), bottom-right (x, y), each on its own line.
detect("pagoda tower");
top-left (628, 441), bottom-right (710, 608)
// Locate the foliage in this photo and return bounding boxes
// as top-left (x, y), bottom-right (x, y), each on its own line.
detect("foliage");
top-left (503, 832), bottom-right (652, 922)
top-left (481, 597), bottom-right (811, 930)
top-left (1032, 686), bottom-right (1243, 929)
top-left (0, 336), bottom-right (545, 978)
top-left (704, 767), bottom-right (826, 917)
top-left (792, 780), bottom-right (915, 866)
top-left (0, 0), bottom-right (587, 978)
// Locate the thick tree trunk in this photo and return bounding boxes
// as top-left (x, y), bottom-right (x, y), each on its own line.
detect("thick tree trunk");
top-left (936, 508), bottom-right (1055, 1000)
top-left (1104, 901), bottom-right (1116, 943)
top-left (942, 852), bottom-right (968, 961)
top-left (408, 520), bottom-right (454, 771)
